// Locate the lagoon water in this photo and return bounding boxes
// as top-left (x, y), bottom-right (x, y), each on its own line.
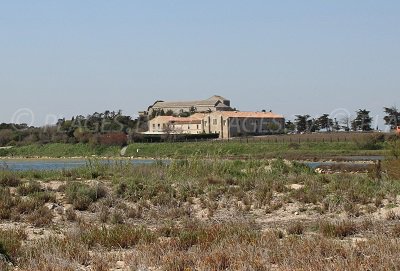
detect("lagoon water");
top-left (0, 157), bottom-right (381, 171)
top-left (0, 159), bottom-right (158, 171)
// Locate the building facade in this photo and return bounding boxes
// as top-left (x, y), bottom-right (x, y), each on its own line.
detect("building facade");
top-left (148, 115), bottom-right (204, 135)
top-left (147, 111), bottom-right (285, 139)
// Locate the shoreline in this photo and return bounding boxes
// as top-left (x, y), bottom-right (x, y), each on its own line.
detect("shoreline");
top-left (0, 154), bottom-right (384, 163)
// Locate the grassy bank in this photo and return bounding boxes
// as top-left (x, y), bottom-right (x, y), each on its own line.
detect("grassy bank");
top-left (0, 140), bottom-right (387, 159)
top-left (126, 141), bottom-right (385, 159)
top-left (0, 143), bottom-right (120, 158)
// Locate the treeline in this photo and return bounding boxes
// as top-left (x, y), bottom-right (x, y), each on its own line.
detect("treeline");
top-left (0, 110), bottom-right (145, 147)
top-left (286, 107), bottom-right (400, 134)
top-left (0, 107), bottom-right (399, 147)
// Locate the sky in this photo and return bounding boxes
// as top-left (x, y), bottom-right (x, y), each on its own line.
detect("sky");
top-left (1, 1), bottom-right (399, 129)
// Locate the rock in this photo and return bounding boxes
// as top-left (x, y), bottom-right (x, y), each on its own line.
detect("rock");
top-left (55, 206), bottom-right (65, 215)
top-left (45, 203), bottom-right (58, 210)
top-left (0, 253), bottom-right (9, 263)
top-left (289, 184), bottom-right (304, 190)
top-left (33, 229), bottom-right (44, 235)
top-left (116, 261), bottom-right (125, 268)
top-left (315, 168), bottom-right (323, 174)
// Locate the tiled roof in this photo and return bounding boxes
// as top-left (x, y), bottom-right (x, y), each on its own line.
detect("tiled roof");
top-left (151, 116), bottom-right (202, 124)
top-left (211, 111), bottom-right (284, 119)
top-left (190, 113), bottom-right (208, 119)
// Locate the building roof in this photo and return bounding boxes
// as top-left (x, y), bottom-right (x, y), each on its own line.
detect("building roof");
top-left (215, 103), bottom-right (231, 109)
top-left (190, 113), bottom-right (208, 119)
top-left (150, 95), bottom-right (230, 109)
top-left (211, 111), bottom-right (284, 119)
top-left (150, 116), bottom-right (202, 124)
top-left (207, 95), bottom-right (228, 101)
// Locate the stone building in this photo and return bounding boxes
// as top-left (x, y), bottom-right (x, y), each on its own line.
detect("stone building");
top-left (148, 115), bottom-right (204, 134)
top-left (144, 95), bottom-right (233, 116)
top-left (147, 111), bottom-right (285, 139)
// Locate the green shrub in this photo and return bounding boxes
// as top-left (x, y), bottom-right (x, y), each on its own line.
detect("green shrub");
top-left (17, 181), bottom-right (42, 196)
top-left (65, 182), bottom-right (106, 211)
top-left (15, 198), bottom-right (42, 214)
top-left (80, 225), bottom-right (155, 249)
top-left (356, 134), bottom-right (385, 150)
top-left (31, 191), bottom-right (56, 203)
top-left (0, 171), bottom-right (21, 187)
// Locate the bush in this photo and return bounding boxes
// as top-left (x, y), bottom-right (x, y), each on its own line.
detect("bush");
top-left (31, 191), bottom-right (56, 204)
top-left (0, 228), bottom-right (26, 262)
top-left (15, 198), bottom-right (42, 214)
top-left (17, 181), bottom-right (42, 196)
top-left (356, 134), bottom-right (385, 150)
top-left (287, 221), bottom-right (305, 235)
top-left (65, 182), bottom-right (106, 211)
top-left (80, 225), bottom-right (155, 249)
top-left (111, 210), bottom-right (125, 224)
top-left (65, 209), bottom-right (77, 222)
top-left (0, 172), bottom-right (21, 187)
top-left (28, 206), bottom-right (54, 227)
top-left (319, 220), bottom-right (358, 238)
top-left (0, 187), bottom-right (17, 219)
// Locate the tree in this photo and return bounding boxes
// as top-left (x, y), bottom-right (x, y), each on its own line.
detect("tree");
top-left (307, 118), bottom-right (319, 132)
top-left (317, 114), bottom-right (334, 132)
top-left (0, 129), bottom-right (14, 146)
top-left (340, 115), bottom-right (352, 132)
top-left (295, 115), bottom-right (310, 133)
top-left (332, 118), bottom-right (341, 132)
top-left (165, 110), bottom-right (174, 116)
top-left (285, 121), bottom-right (296, 133)
top-left (352, 109), bottom-right (373, 131)
top-left (189, 106), bottom-right (197, 115)
top-left (383, 106), bottom-right (400, 130)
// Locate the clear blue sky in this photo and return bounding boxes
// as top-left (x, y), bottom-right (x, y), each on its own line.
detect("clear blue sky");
top-left (1, 1), bottom-right (399, 129)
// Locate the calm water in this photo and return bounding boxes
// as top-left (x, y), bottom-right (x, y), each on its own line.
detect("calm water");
top-left (0, 159), bottom-right (159, 171)
top-left (0, 156), bottom-right (382, 171)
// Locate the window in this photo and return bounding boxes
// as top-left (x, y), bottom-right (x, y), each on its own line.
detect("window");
top-left (223, 120), bottom-right (227, 126)
top-left (213, 119), bottom-right (217, 125)
top-left (157, 124), bottom-right (161, 129)
top-left (152, 124), bottom-right (155, 129)
top-left (188, 125), bottom-right (190, 129)
top-left (197, 125), bottom-right (199, 129)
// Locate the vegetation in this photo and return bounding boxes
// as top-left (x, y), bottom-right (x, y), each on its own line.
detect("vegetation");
top-left (383, 106), bottom-right (400, 130)
top-left (0, 136), bottom-right (400, 270)
top-left (0, 143), bottom-right (120, 158)
top-left (0, 110), bottom-right (137, 147)
top-left (0, 133), bottom-right (391, 159)
top-left (0, 157), bottom-right (400, 270)
top-left (352, 109), bottom-right (373, 131)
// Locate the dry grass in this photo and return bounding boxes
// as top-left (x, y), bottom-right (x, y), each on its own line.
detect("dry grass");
top-left (287, 221), bottom-right (305, 235)
top-left (27, 206), bottom-right (54, 227)
top-left (319, 220), bottom-right (358, 238)
top-left (1, 158), bottom-right (400, 270)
